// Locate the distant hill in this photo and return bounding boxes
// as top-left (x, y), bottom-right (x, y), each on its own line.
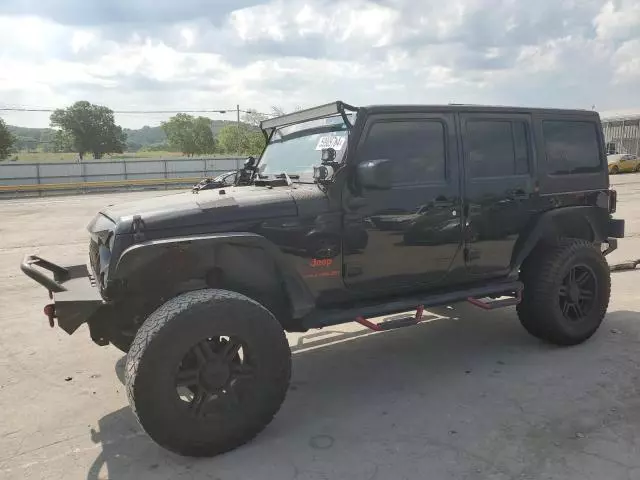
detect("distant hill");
top-left (8, 125), bottom-right (57, 151)
top-left (8, 119), bottom-right (248, 152)
top-left (122, 126), bottom-right (166, 151)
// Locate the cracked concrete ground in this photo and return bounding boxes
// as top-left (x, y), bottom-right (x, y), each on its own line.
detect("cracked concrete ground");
top-left (1, 176), bottom-right (639, 480)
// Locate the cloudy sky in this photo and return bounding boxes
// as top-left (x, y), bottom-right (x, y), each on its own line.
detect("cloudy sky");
top-left (0, 0), bottom-right (639, 128)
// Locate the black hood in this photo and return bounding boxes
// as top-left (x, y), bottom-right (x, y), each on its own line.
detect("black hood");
top-left (99, 185), bottom-right (299, 235)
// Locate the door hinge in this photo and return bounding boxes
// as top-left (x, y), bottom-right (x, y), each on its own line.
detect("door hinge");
top-left (345, 264), bottom-right (363, 278)
top-left (132, 215), bottom-right (146, 242)
top-left (464, 247), bottom-right (480, 263)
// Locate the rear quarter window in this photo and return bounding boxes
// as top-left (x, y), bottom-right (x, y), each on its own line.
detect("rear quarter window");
top-left (542, 120), bottom-right (602, 175)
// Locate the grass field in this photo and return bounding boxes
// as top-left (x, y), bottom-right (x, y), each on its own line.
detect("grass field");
top-left (2, 151), bottom-right (236, 163)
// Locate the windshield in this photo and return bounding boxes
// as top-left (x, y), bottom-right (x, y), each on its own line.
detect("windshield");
top-left (258, 114), bottom-right (355, 179)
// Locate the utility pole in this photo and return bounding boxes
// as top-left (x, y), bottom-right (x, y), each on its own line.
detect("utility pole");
top-left (236, 104), bottom-right (241, 156)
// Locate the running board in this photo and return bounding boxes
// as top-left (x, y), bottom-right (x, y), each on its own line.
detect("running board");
top-left (356, 306), bottom-right (425, 332)
top-left (467, 290), bottom-right (522, 310)
top-left (302, 280), bottom-right (523, 330)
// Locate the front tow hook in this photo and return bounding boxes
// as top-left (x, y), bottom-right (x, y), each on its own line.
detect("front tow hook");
top-left (44, 303), bottom-right (56, 328)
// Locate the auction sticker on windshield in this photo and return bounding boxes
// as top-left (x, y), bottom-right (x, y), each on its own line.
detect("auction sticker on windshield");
top-left (315, 136), bottom-right (346, 151)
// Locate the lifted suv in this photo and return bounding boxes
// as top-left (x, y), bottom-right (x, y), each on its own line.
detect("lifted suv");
top-left (22, 101), bottom-right (624, 457)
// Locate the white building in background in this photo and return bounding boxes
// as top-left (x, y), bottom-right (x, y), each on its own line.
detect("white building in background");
top-left (601, 114), bottom-right (640, 156)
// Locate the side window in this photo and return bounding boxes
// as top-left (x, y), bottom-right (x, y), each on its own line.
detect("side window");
top-left (465, 120), bottom-right (530, 178)
top-left (543, 121), bottom-right (601, 175)
top-left (360, 120), bottom-right (446, 185)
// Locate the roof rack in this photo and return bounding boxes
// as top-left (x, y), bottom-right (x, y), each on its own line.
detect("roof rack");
top-left (260, 101), bottom-right (358, 134)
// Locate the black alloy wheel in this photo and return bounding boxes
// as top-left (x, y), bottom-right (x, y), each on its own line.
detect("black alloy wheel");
top-left (558, 264), bottom-right (597, 322)
top-left (175, 336), bottom-right (254, 418)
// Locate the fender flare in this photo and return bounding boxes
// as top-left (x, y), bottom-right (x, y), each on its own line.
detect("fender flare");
top-left (509, 206), bottom-right (607, 276)
top-left (111, 232), bottom-right (316, 319)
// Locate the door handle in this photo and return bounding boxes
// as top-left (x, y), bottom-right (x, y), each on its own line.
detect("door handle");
top-left (433, 196), bottom-right (454, 207)
top-left (508, 189), bottom-right (529, 199)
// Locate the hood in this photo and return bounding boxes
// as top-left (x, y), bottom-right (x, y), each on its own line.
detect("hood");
top-left (100, 185), bottom-right (298, 234)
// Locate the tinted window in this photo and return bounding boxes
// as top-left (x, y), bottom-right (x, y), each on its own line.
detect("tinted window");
top-left (466, 120), bottom-right (530, 178)
top-left (543, 121), bottom-right (601, 174)
top-left (361, 120), bottom-right (446, 185)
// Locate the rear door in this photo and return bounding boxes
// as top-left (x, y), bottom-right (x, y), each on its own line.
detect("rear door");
top-left (460, 112), bottom-right (537, 278)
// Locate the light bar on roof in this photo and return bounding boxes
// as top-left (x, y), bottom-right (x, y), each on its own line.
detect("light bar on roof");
top-left (260, 101), bottom-right (358, 132)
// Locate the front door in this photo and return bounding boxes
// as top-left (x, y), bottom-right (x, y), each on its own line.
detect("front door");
top-left (343, 113), bottom-right (464, 293)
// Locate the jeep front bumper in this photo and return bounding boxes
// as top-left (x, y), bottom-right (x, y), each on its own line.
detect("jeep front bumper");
top-left (20, 255), bottom-right (107, 337)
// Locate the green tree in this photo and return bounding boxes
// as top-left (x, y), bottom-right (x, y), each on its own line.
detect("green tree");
top-left (247, 130), bottom-right (266, 154)
top-left (217, 124), bottom-right (265, 155)
top-left (52, 130), bottom-right (74, 153)
top-left (161, 114), bottom-right (216, 157)
top-left (0, 118), bottom-right (16, 159)
top-left (50, 101), bottom-right (127, 160)
top-left (193, 116), bottom-right (217, 154)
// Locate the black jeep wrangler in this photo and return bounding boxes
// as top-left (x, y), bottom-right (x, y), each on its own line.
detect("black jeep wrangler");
top-left (22, 101), bottom-right (624, 457)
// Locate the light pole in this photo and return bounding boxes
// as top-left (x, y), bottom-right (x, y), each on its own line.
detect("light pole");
top-left (236, 104), bottom-right (241, 156)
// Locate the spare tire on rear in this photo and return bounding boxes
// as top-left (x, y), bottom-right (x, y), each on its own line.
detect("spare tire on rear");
top-left (125, 289), bottom-right (291, 457)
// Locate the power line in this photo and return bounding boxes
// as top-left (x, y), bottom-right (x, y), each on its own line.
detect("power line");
top-left (0, 106), bottom-right (275, 116)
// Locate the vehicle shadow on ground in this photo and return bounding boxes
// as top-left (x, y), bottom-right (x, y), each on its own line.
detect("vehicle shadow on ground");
top-left (88, 307), bottom-right (640, 480)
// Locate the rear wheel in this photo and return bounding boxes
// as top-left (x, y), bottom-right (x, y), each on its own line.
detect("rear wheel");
top-left (125, 289), bottom-right (291, 457)
top-left (610, 166), bottom-right (619, 174)
top-left (517, 239), bottom-right (610, 345)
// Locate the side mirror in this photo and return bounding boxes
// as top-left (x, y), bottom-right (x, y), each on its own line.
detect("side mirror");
top-left (356, 159), bottom-right (393, 190)
top-left (244, 156), bottom-right (256, 168)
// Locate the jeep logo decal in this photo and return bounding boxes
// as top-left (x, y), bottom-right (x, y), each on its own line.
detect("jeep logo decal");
top-left (310, 258), bottom-right (333, 268)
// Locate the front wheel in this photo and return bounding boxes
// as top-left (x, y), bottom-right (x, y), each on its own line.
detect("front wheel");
top-left (517, 239), bottom-right (610, 346)
top-left (125, 289), bottom-right (291, 457)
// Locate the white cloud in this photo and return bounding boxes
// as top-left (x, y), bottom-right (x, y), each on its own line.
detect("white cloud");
top-left (1, 0), bottom-right (639, 128)
top-left (70, 30), bottom-right (96, 54)
top-left (594, 0), bottom-right (640, 41)
top-left (613, 39), bottom-right (640, 83)
top-left (180, 28), bottom-right (195, 48)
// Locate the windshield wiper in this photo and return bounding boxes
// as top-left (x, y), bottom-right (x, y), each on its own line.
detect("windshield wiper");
top-left (256, 172), bottom-right (300, 186)
top-left (276, 172), bottom-right (298, 186)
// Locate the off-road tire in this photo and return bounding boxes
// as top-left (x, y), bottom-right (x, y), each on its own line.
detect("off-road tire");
top-left (125, 289), bottom-right (291, 457)
top-left (517, 239), bottom-right (610, 346)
